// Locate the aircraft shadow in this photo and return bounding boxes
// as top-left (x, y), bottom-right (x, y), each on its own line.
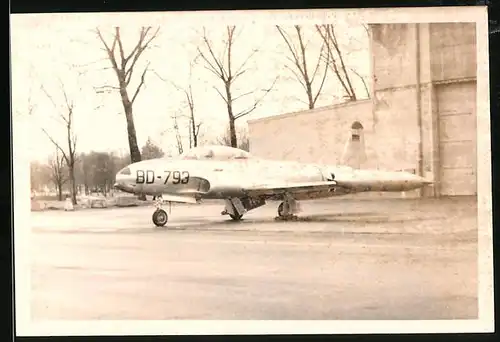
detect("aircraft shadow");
top-left (157, 212), bottom-right (429, 232)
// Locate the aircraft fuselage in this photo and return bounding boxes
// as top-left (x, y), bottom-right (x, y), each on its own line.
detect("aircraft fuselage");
top-left (114, 157), bottom-right (427, 201)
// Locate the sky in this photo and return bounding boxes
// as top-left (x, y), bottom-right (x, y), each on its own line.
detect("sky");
top-left (11, 11), bottom-right (371, 162)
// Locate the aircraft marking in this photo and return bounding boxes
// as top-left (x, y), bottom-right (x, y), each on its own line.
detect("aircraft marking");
top-left (135, 170), bottom-right (190, 185)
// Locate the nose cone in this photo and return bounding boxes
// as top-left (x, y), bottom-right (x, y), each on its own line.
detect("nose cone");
top-left (401, 173), bottom-right (433, 190)
top-left (113, 180), bottom-right (136, 194)
top-left (113, 171), bottom-right (136, 194)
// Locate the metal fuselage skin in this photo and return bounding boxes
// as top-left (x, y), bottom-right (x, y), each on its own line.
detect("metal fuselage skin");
top-left (114, 157), bottom-right (429, 201)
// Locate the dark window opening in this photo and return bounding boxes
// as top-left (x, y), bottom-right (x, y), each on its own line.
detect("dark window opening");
top-left (351, 121), bottom-right (363, 130)
top-left (350, 121), bottom-right (363, 141)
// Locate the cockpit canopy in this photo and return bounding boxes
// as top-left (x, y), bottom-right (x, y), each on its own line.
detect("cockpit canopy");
top-left (179, 145), bottom-right (251, 161)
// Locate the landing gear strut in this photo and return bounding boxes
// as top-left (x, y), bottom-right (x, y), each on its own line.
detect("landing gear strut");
top-left (152, 196), bottom-right (169, 227)
top-left (221, 198), bottom-right (246, 222)
top-left (221, 197), bottom-right (266, 221)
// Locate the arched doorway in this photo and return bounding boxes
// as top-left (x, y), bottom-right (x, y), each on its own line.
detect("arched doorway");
top-left (340, 121), bottom-right (367, 169)
top-left (351, 121), bottom-right (364, 141)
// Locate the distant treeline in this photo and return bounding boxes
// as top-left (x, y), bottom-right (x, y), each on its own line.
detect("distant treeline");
top-left (31, 138), bottom-right (165, 200)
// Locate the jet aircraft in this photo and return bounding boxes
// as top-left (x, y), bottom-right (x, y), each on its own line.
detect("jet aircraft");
top-left (113, 145), bottom-right (432, 227)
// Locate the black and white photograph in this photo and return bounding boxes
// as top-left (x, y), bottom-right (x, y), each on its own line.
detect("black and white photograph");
top-left (11, 5), bottom-right (493, 336)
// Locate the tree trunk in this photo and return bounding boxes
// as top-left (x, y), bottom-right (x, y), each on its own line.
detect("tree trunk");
top-left (225, 84), bottom-right (237, 148)
top-left (69, 165), bottom-right (77, 205)
top-left (119, 80), bottom-right (144, 201)
top-left (307, 84), bottom-right (314, 109)
top-left (118, 83), bottom-right (142, 163)
top-left (57, 183), bottom-right (63, 201)
top-left (191, 120), bottom-right (198, 147)
top-left (229, 118), bottom-right (237, 148)
top-left (124, 104), bottom-right (142, 163)
top-left (188, 124), bottom-right (193, 148)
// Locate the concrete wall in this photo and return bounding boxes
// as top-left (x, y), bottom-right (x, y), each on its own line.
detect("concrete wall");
top-left (248, 100), bottom-right (376, 167)
top-left (369, 22), bottom-right (476, 197)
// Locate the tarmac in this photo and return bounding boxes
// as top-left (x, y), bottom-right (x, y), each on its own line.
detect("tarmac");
top-left (29, 196), bottom-right (478, 320)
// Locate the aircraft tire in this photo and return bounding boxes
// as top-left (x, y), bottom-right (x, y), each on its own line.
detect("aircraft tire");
top-left (229, 213), bottom-right (243, 221)
top-left (152, 209), bottom-right (168, 227)
top-left (277, 202), bottom-right (285, 217)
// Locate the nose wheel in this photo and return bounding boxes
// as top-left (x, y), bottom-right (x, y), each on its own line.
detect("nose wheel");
top-left (152, 208), bottom-right (168, 227)
top-left (152, 195), bottom-right (169, 227)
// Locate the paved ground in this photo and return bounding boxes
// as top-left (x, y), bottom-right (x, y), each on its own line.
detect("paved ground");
top-left (30, 196), bottom-right (478, 320)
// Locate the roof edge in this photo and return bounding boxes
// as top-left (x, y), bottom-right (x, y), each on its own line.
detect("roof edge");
top-left (247, 99), bottom-right (372, 125)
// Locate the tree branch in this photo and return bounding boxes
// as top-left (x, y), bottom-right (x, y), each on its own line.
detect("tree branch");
top-left (124, 27), bottom-right (160, 84)
top-left (312, 52), bottom-right (329, 106)
top-left (327, 24), bottom-right (356, 99)
top-left (197, 48), bottom-right (224, 79)
top-left (350, 67), bottom-right (370, 98)
top-left (316, 24), bottom-right (353, 100)
top-left (199, 27), bottom-right (227, 80)
top-left (94, 85), bottom-right (121, 94)
top-left (41, 128), bottom-right (69, 163)
top-left (234, 76), bottom-right (278, 119)
top-left (232, 90), bottom-right (254, 102)
top-left (39, 84), bottom-right (58, 109)
top-left (96, 28), bottom-right (120, 75)
top-left (213, 86), bottom-right (228, 104)
top-left (232, 48), bottom-right (259, 82)
top-left (309, 40), bottom-right (326, 85)
top-left (276, 25), bottom-right (305, 78)
top-left (283, 64), bottom-right (308, 93)
top-left (131, 62), bottom-right (150, 104)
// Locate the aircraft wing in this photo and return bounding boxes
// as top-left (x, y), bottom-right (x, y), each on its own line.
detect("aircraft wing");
top-left (242, 180), bottom-right (339, 197)
top-left (160, 193), bottom-right (199, 204)
top-left (241, 171), bottom-right (429, 197)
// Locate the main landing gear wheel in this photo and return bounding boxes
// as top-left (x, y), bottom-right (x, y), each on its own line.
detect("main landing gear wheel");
top-left (152, 208), bottom-right (168, 227)
top-left (276, 201), bottom-right (298, 221)
top-left (277, 202), bottom-right (288, 217)
top-left (229, 213), bottom-right (243, 221)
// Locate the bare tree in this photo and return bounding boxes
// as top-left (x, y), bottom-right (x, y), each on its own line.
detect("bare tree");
top-left (40, 80), bottom-right (79, 205)
top-left (276, 25), bottom-right (329, 109)
top-left (197, 26), bottom-right (277, 148)
top-left (95, 27), bottom-right (160, 163)
top-left (48, 150), bottom-right (68, 201)
top-left (216, 125), bottom-right (250, 152)
top-left (172, 112), bottom-right (184, 155)
top-left (155, 58), bottom-right (202, 149)
top-left (315, 24), bottom-right (369, 101)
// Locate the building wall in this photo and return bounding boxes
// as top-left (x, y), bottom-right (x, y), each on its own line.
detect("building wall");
top-left (371, 22), bottom-right (477, 197)
top-left (248, 100), bottom-right (377, 167)
top-left (248, 22), bottom-right (477, 197)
